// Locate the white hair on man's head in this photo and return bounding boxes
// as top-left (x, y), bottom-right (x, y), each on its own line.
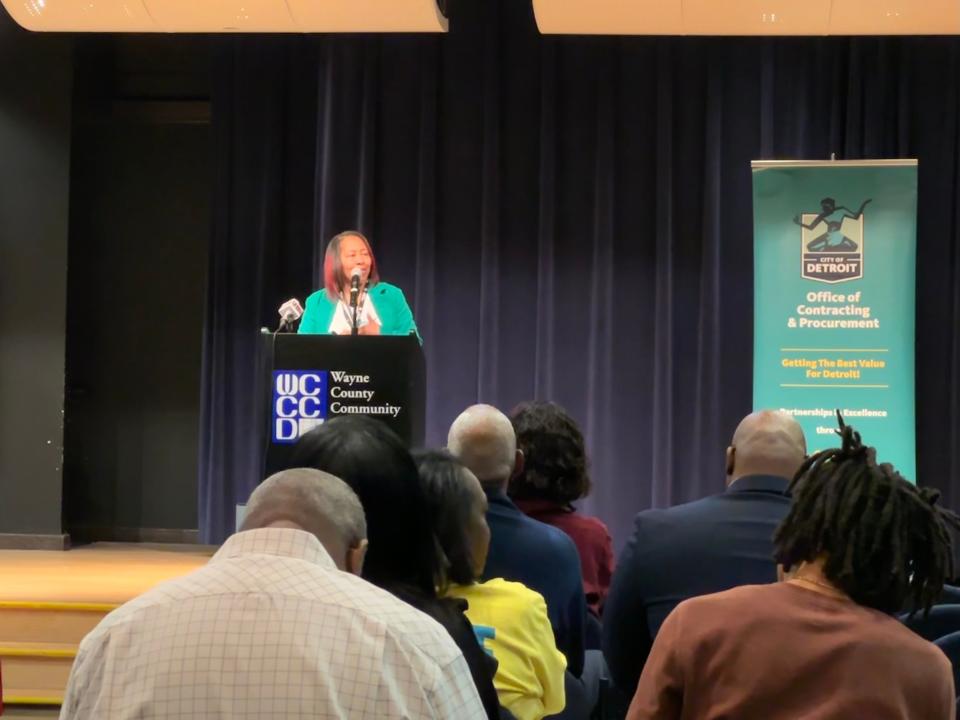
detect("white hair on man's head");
top-left (447, 404), bottom-right (516, 486)
top-left (242, 468), bottom-right (366, 547)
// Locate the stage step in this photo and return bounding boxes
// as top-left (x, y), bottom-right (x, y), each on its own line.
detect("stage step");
top-left (0, 602), bottom-right (116, 707)
top-left (0, 542), bottom-right (211, 709)
top-left (0, 601), bottom-right (114, 644)
top-left (0, 643), bottom-right (74, 705)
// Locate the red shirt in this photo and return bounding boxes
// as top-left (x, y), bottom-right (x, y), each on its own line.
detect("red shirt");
top-left (629, 582), bottom-right (955, 720)
top-left (514, 498), bottom-right (615, 615)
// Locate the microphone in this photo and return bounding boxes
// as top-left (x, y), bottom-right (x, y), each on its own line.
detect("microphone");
top-left (277, 298), bottom-right (303, 332)
top-left (349, 267), bottom-right (362, 308)
top-left (349, 267), bottom-right (364, 336)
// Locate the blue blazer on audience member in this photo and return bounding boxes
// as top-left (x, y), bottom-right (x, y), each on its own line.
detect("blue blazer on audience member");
top-left (482, 489), bottom-right (586, 678)
top-left (602, 474), bottom-right (791, 693)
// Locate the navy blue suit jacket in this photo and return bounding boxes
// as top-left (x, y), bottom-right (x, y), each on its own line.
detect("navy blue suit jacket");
top-left (602, 474), bottom-right (791, 692)
top-left (482, 489), bottom-right (586, 677)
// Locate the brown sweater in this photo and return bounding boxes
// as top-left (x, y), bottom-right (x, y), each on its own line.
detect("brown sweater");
top-left (628, 581), bottom-right (955, 720)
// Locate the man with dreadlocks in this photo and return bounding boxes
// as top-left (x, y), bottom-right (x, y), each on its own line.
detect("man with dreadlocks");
top-left (626, 413), bottom-right (957, 720)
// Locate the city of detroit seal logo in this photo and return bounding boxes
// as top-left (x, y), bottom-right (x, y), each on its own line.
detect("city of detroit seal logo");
top-left (793, 197), bottom-right (871, 283)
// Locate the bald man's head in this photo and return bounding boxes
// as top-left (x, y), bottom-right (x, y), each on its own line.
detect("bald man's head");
top-left (242, 468), bottom-right (368, 574)
top-left (447, 404), bottom-right (520, 490)
top-left (725, 410), bottom-right (807, 486)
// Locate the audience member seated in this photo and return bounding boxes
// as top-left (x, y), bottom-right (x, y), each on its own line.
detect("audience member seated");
top-left (603, 409), bottom-right (805, 693)
top-left (288, 417), bottom-right (502, 719)
top-left (448, 404), bottom-right (587, 678)
top-left (628, 416), bottom-right (958, 720)
top-left (60, 469), bottom-right (486, 719)
top-left (508, 401), bottom-right (614, 618)
top-left (416, 450), bottom-right (567, 720)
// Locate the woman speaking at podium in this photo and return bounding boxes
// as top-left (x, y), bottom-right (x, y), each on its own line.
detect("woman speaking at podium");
top-left (278, 230), bottom-right (419, 339)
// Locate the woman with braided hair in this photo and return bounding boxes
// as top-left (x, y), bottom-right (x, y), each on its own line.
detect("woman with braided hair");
top-left (627, 412), bottom-right (958, 720)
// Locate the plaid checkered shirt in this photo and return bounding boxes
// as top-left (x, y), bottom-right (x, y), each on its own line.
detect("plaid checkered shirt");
top-left (60, 527), bottom-right (486, 719)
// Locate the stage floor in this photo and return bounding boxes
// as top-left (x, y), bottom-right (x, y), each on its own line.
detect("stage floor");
top-left (0, 542), bottom-right (214, 710)
top-left (0, 542), bottom-right (214, 604)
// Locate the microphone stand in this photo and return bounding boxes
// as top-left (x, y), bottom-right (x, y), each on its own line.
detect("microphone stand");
top-left (350, 283), bottom-right (360, 336)
top-left (276, 316), bottom-right (297, 334)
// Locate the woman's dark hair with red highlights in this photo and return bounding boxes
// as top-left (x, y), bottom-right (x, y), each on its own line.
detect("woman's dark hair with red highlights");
top-left (322, 230), bottom-right (380, 300)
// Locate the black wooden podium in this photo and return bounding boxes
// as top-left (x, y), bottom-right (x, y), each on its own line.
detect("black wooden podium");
top-left (261, 333), bottom-right (426, 477)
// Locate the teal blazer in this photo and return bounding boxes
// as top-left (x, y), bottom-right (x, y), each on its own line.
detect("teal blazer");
top-left (298, 282), bottom-right (421, 341)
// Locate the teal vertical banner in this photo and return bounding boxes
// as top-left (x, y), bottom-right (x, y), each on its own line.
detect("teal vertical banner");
top-left (752, 160), bottom-right (917, 480)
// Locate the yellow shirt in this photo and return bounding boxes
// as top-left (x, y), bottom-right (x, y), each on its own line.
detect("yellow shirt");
top-left (446, 578), bottom-right (567, 720)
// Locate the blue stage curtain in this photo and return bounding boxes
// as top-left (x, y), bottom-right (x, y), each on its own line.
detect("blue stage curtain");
top-left (199, 0), bottom-right (960, 544)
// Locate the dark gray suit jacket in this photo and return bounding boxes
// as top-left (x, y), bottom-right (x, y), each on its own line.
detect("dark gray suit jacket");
top-left (602, 474), bottom-right (791, 692)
